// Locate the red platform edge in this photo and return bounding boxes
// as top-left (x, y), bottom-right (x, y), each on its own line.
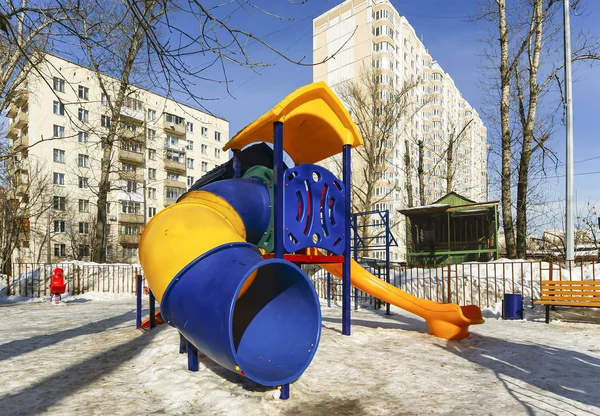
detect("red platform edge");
top-left (262, 254), bottom-right (344, 264)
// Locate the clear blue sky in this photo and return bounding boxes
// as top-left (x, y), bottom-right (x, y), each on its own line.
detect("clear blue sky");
top-left (184, 1), bottom-right (600, 221)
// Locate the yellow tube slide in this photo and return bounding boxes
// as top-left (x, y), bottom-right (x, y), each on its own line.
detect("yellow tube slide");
top-left (321, 258), bottom-right (484, 340)
top-left (138, 191), bottom-right (247, 302)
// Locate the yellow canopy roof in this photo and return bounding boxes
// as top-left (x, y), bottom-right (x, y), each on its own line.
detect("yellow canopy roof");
top-left (223, 81), bottom-right (363, 164)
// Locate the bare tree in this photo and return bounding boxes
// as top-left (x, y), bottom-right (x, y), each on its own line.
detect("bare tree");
top-left (479, 0), bottom-right (600, 258)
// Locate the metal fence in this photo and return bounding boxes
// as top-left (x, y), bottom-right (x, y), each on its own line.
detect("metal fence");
top-left (4, 263), bottom-right (143, 297)
top-left (306, 259), bottom-right (600, 310)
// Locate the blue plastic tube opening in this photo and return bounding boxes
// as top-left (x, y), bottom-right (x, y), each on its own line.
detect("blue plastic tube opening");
top-left (232, 260), bottom-right (322, 385)
top-left (160, 243), bottom-right (321, 387)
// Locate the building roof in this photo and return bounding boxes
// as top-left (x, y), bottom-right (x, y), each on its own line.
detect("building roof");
top-left (223, 81), bottom-right (363, 164)
top-left (399, 192), bottom-right (499, 216)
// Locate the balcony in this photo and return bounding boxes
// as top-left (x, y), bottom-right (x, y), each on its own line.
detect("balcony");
top-left (6, 103), bottom-right (18, 118)
top-left (164, 179), bottom-right (187, 189)
top-left (119, 234), bottom-right (141, 245)
top-left (122, 129), bottom-right (144, 142)
top-left (14, 111), bottom-right (28, 129)
top-left (15, 90), bottom-right (28, 106)
top-left (14, 135), bottom-right (29, 151)
top-left (120, 107), bottom-right (145, 122)
top-left (119, 213), bottom-right (145, 224)
top-left (16, 182), bottom-right (28, 196)
top-left (163, 119), bottom-right (186, 136)
top-left (118, 170), bottom-right (144, 183)
top-left (164, 159), bottom-right (186, 174)
top-left (163, 196), bottom-right (178, 206)
top-left (118, 149), bottom-right (145, 165)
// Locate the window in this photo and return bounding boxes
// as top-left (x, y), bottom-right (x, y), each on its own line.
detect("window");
top-left (53, 196), bottom-right (66, 211)
top-left (214, 132), bottom-right (221, 142)
top-left (214, 149), bottom-right (220, 158)
top-left (53, 77), bottom-right (65, 92)
top-left (147, 129), bottom-right (156, 142)
top-left (53, 149), bottom-right (65, 163)
top-left (167, 173), bottom-right (179, 181)
top-left (187, 158), bottom-right (194, 169)
top-left (165, 135), bottom-right (179, 148)
top-left (148, 168), bottom-right (156, 180)
top-left (78, 108), bottom-right (89, 122)
top-left (79, 222), bottom-right (89, 234)
top-left (124, 97), bottom-right (143, 111)
top-left (101, 93), bottom-right (109, 106)
top-left (121, 224), bottom-right (141, 235)
top-left (78, 131), bottom-right (89, 143)
top-left (126, 180), bottom-right (137, 193)
top-left (147, 187), bottom-right (156, 199)
top-left (121, 122), bottom-right (137, 133)
top-left (54, 243), bottom-right (66, 257)
top-left (148, 149), bottom-right (156, 160)
top-left (123, 246), bottom-right (138, 258)
top-left (121, 200), bottom-right (141, 214)
top-left (53, 125), bottom-right (65, 138)
top-left (53, 172), bottom-right (65, 185)
top-left (121, 141), bottom-right (141, 153)
top-left (187, 140), bottom-right (194, 150)
top-left (78, 154), bottom-right (89, 167)
top-left (53, 220), bottom-right (66, 233)
top-left (78, 86), bottom-right (89, 100)
top-left (186, 122), bottom-right (194, 132)
top-left (79, 199), bottom-right (89, 213)
top-left (165, 113), bottom-right (184, 125)
top-left (201, 127), bottom-right (208, 136)
top-left (201, 144), bottom-right (207, 155)
top-left (148, 207), bottom-right (156, 218)
top-left (187, 176), bottom-right (194, 186)
top-left (147, 109), bottom-right (156, 121)
top-left (166, 149), bottom-right (183, 163)
top-left (166, 187), bottom-right (183, 200)
top-left (101, 115), bottom-right (111, 127)
top-left (122, 163), bottom-right (136, 172)
top-left (78, 177), bottom-right (89, 189)
top-left (201, 161), bottom-right (208, 172)
top-left (78, 245), bottom-right (90, 257)
top-left (53, 101), bottom-right (65, 115)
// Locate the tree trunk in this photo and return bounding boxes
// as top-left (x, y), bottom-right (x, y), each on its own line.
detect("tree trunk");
top-left (498, 0), bottom-right (517, 258)
top-left (404, 139), bottom-right (413, 207)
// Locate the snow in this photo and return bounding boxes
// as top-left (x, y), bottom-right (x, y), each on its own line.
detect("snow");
top-left (1, 293), bottom-right (599, 415)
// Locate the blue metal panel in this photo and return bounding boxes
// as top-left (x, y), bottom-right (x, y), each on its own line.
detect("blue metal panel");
top-left (200, 179), bottom-right (271, 245)
top-left (283, 164), bottom-right (345, 254)
top-left (273, 122), bottom-right (284, 258)
top-left (342, 145), bottom-right (352, 336)
top-left (160, 242), bottom-right (321, 387)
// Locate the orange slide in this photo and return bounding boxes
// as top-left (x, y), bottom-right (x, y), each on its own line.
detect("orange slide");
top-left (320, 258), bottom-right (484, 340)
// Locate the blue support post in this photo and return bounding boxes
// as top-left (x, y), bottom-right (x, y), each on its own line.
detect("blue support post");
top-left (273, 120), bottom-right (289, 397)
top-left (280, 384), bottom-right (290, 400)
top-left (342, 145), bottom-right (352, 336)
top-left (179, 333), bottom-right (187, 354)
top-left (149, 290), bottom-right (156, 328)
top-left (273, 121), bottom-right (284, 259)
top-left (326, 272), bottom-right (331, 308)
top-left (136, 274), bottom-right (142, 328)
top-left (187, 341), bottom-right (199, 372)
top-left (385, 210), bottom-right (391, 315)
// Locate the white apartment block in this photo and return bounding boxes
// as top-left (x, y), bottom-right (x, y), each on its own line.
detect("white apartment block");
top-left (313, 0), bottom-right (488, 261)
top-left (5, 54), bottom-right (228, 264)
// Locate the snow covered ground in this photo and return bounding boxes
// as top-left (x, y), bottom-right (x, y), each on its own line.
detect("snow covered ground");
top-left (1, 293), bottom-right (599, 415)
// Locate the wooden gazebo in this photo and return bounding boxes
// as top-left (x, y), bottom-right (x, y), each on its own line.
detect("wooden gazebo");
top-left (399, 192), bottom-right (499, 266)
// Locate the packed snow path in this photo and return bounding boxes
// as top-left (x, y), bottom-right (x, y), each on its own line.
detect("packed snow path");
top-left (0, 294), bottom-right (599, 415)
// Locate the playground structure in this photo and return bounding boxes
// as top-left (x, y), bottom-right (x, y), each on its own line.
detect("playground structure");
top-left (138, 82), bottom-right (484, 398)
top-left (49, 268), bottom-right (66, 304)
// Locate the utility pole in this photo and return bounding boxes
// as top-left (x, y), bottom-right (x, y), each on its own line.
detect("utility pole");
top-left (46, 213), bottom-right (51, 263)
top-left (564, 0), bottom-right (574, 261)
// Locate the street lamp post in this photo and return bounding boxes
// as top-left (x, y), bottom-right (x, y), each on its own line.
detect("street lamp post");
top-left (564, 0), bottom-right (574, 261)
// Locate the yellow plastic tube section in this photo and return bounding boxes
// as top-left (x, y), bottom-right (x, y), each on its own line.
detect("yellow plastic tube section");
top-left (139, 191), bottom-right (253, 303)
top-left (320, 257), bottom-right (484, 341)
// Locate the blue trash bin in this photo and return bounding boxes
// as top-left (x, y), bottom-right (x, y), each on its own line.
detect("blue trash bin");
top-left (502, 293), bottom-right (523, 320)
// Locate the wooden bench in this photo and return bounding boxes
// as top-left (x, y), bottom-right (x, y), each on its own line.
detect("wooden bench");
top-left (534, 280), bottom-right (600, 323)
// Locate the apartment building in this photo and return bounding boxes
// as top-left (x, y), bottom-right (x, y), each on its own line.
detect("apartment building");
top-left (5, 54), bottom-right (228, 264)
top-left (313, 0), bottom-right (488, 261)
